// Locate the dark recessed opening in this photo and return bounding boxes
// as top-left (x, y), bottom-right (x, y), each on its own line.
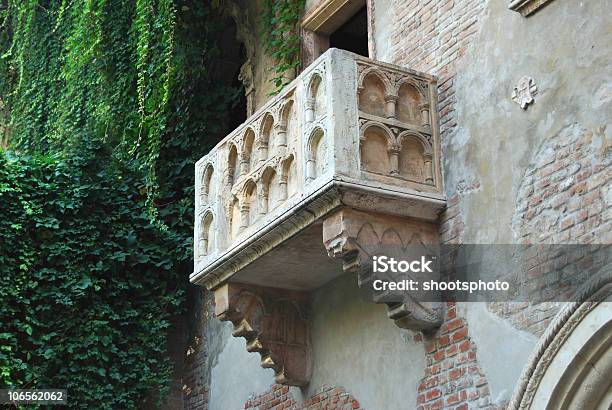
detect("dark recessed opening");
top-left (329, 6), bottom-right (368, 57)
top-left (213, 18), bottom-right (247, 130)
top-left (228, 44), bottom-right (248, 130)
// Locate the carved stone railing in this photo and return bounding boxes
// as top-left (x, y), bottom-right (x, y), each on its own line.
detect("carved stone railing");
top-left (192, 49), bottom-right (446, 386)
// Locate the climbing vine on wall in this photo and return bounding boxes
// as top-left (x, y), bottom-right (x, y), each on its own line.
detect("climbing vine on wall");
top-left (0, 0), bottom-right (178, 204)
top-left (261, 0), bottom-right (305, 91)
top-left (0, 0), bottom-right (241, 407)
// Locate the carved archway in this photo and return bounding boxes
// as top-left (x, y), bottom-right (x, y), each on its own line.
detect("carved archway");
top-left (509, 272), bottom-right (612, 410)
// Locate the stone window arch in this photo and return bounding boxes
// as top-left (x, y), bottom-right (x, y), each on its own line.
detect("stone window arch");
top-left (280, 154), bottom-right (297, 199)
top-left (200, 164), bottom-right (214, 203)
top-left (305, 74), bottom-right (325, 122)
top-left (397, 132), bottom-right (433, 183)
top-left (306, 127), bottom-right (326, 182)
top-left (260, 166), bottom-right (281, 213)
top-left (198, 212), bottom-right (214, 259)
top-left (276, 99), bottom-right (295, 149)
top-left (240, 128), bottom-right (256, 176)
top-left (358, 70), bottom-right (390, 118)
top-left (258, 113), bottom-right (275, 161)
top-left (396, 80), bottom-right (427, 125)
top-left (509, 274), bottom-right (612, 410)
top-left (227, 144), bottom-right (239, 186)
top-left (241, 179), bottom-right (258, 228)
top-left (359, 122), bottom-right (393, 175)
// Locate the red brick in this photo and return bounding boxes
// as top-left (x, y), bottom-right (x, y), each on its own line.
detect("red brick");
top-left (433, 350), bottom-right (446, 363)
top-left (438, 335), bottom-right (451, 347)
top-left (452, 327), bottom-right (469, 342)
top-left (430, 399), bottom-right (444, 410)
top-left (446, 318), bottom-right (463, 332)
top-left (449, 368), bottom-right (463, 380)
top-left (447, 393), bottom-right (459, 405)
top-left (426, 389), bottom-right (442, 401)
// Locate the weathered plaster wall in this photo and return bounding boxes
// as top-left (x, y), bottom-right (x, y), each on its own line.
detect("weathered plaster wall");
top-left (443, 0), bottom-right (611, 245)
top-left (371, 0), bottom-right (393, 63)
top-left (202, 274), bottom-right (428, 410)
top-left (183, 289), bottom-right (275, 410)
top-left (300, 273), bottom-right (425, 409)
top-left (458, 302), bottom-right (537, 404)
top-left (207, 323), bottom-right (275, 410)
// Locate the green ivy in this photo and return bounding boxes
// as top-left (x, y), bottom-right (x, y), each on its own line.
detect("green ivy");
top-left (261, 0), bottom-right (305, 92)
top-left (0, 0), bottom-right (241, 408)
top-left (0, 144), bottom-right (183, 408)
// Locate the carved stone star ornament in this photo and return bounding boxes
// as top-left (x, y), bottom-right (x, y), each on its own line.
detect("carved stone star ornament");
top-left (512, 76), bottom-right (538, 109)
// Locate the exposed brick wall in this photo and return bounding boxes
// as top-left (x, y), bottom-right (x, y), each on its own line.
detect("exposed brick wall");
top-left (162, 316), bottom-right (188, 410)
top-left (439, 193), bottom-right (465, 244)
top-left (244, 385), bottom-right (362, 410)
top-left (492, 123), bottom-right (612, 336)
top-left (513, 123), bottom-right (611, 244)
top-left (183, 288), bottom-right (212, 410)
top-left (389, 0), bottom-right (487, 142)
top-left (414, 302), bottom-right (503, 410)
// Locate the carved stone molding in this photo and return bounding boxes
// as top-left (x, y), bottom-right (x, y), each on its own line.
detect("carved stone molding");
top-left (302, 0), bottom-right (364, 35)
top-left (322, 208), bottom-right (444, 332)
top-left (508, 271), bottom-right (612, 409)
top-left (214, 283), bottom-right (312, 386)
top-left (509, 0), bottom-right (556, 17)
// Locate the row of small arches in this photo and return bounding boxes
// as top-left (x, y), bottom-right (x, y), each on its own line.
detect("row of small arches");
top-left (224, 99), bottom-right (296, 187)
top-left (358, 68), bottom-right (430, 126)
top-left (228, 154), bottom-right (298, 240)
top-left (198, 124), bottom-right (329, 257)
top-left (360, 122), bottom-right (434, 184)
top-left (197, 154), bottom-right (298, 260)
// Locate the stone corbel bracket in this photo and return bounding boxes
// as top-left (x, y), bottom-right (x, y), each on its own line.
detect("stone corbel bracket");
top-left (322, 208), bottom-right (444, 332)
top-left (214, 283), bottom-right (312, 386)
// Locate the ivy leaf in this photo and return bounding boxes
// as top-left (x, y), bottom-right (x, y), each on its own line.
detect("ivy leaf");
top-left (76, 277), bottom-right (93, 290)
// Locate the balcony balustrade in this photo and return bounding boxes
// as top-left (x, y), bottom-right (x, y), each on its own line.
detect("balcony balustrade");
top-left (191, 49), bottom-right (446, 386)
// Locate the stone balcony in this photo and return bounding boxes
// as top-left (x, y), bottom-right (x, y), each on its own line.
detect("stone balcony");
top-left (191, 49), bottom-right (446, 386)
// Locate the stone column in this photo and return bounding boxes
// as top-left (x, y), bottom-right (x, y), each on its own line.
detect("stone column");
top-left (389, 143), bottom-right (401, 175)
top-left (240, 204), bottom-right (250, 230)
top-left (305, 98), bottom-right (315, 123)
top-left (275, 124), bottom-right (287, 148)
top-left (258, 185), bottom-right (268, 215)
top-left (306, 158), bottom-right (316, 182)
top-left (424, 154), bottom-right (434, 184)
top-left (385, 95), bottom-right (398, 119)
top-left (225, 167), bottom-right (235, 187)
top-left (257, 141), bottom-right (268, 163)
top-left (419, 103), bottom-right (430, 127)
top-left (198, 238), bottom-right (207, 258)
top-left (239, 155), bottom-right (250, 177)
top-left (279, 175), bottom-right (288, 201)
